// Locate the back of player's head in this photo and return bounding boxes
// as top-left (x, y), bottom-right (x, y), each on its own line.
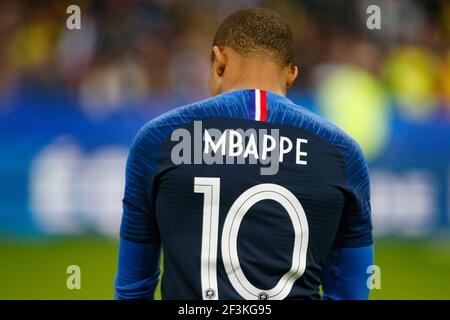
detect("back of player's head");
top-left (212, 7), bottom-right (294, 66)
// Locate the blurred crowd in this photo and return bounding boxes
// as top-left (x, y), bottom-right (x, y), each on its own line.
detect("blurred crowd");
top-left (0, 0), bottom-right (448, 118)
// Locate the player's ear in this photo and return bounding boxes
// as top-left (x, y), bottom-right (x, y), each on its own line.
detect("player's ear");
top-left (286, 65), bottom-right (298, 89)
top-left (212, 46), bottom-right (227, 77)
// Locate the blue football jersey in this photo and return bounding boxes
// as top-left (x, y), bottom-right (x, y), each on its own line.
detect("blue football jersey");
top-left (119, 89), bottom-right (373, 300)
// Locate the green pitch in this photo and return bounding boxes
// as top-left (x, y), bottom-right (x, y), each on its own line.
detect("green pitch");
top-left (0, 237), bottom-right (449, 299)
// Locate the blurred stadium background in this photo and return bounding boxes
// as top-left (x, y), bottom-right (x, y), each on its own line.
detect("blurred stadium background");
top-left (0, 0), bottom-right (449, 299)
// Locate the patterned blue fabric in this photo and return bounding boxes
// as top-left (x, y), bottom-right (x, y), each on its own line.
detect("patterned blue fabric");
top-left (116, 89), bottom-right (373, 299)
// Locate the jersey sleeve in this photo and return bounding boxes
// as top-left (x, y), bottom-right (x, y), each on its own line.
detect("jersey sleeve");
top-left (120, 125), bottom-right (161, 243)
top-left (321, 139), bottom-right (374, 300)
top-left (115, 124), bottom-right (164, 299)
top-left (321, 244), bottom-right (373, 300)
top-left (334, 139), bottom-right (373, 248)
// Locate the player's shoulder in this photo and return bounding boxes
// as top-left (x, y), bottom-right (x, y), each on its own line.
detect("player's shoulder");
top-left (134, 92), bottom-right (247, 144)
top-left (271, 97), bottom-right (364, 160)
top-left (275, 100), bottom-right (369, 188)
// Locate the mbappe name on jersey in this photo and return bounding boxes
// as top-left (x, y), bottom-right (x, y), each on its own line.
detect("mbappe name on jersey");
top-left (170, 121), bottom-right (308, 175)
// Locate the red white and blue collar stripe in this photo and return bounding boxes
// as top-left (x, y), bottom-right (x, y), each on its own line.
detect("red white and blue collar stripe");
top-left (248, 89), bottom-right (268, 122)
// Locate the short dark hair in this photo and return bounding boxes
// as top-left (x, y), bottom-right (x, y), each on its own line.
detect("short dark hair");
top-left (212, 7), bottom-right (294, 66)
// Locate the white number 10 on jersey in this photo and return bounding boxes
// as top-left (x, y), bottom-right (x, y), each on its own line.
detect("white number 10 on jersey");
top-left (194, 177), bottom-right (309, 300)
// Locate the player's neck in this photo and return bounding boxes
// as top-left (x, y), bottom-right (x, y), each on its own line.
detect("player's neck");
top-left (222, 59), bottom-right (288, 97)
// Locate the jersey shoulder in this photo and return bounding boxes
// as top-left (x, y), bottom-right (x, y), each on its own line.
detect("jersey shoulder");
top-left (146, 92), bottom-right (247, 130)
top-left (269, 98), bottom-right (369, 191)
top-left (269, 98), bottom-right (359, 155)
